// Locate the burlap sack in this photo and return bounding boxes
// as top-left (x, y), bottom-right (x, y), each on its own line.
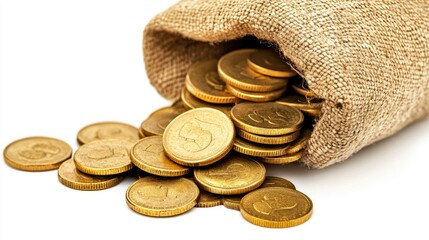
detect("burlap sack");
top-left (143, 0), bottom-right (429, 169)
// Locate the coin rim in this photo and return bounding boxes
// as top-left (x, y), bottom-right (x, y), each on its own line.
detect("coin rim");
top-left (259, 150), bottom-right (304, 164)
top-left (236, 128), bottom-right (300, 145)
top-left (225, 84), bottom-right (287, 102)
top-left (233, 137), bottom-right (291, 157)
top-left (291, 83), bottom-right (317, 98)
top-left (77, 121), bottom-right (139, 145)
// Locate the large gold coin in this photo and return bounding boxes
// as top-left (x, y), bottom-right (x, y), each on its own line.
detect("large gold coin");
top-left (140, 106), bottom-right (186, 136)
top-left (231, 102), bottom-right (304, 135)
top-left (130, 136), bottom-right (190, 177)
top-left (284, 129), bottom-right (311, 155)
top-left (218, 49), bottom-right (289, 92)
top-left (225, 84), bottom-right (286, 102)
top-left (163, 108), bottom-right (235, 167)
top-left (185, 59), bottom-right (236, 104)
top-left (247, 49), bottom-right (297, 78)
top-left (276, 94), bottom-right (323, 110)
top-left (181, 88), bottom-right (233, 117)
top-left (259, 176), bottom-right (296, 189)
top-left (58, 159), bottom-right (123, 190)
top-left (77, 121), bottom-right (140, 145)
top-left (240, 187), bottom-right (313, 228)
top-left (193, 154), bottom-right (265, 195)
top-left (4, 136), bottom-right (72, 171)
top-left (74, 139), bottom-right (133, 175)
top-left (260, 151), bottom-right (304, 165)
top-left (236, 128), bottom-right (300, 145)
top-left (233, 137), bottom-right (290, 157)
top-left (126, 176), bottom-right (199, 217)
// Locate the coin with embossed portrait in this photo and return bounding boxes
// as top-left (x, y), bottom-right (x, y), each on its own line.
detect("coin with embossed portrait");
top-left (74, 139), bottom-right (134, 175)
top-left (77, 121), bottom-right (140, 145)
top-left (194, 154), bottom-right (265, 195)
top-left (163, 108), bottom-right (235, 167)
top-left (3, 136), bottom-right (72, 171)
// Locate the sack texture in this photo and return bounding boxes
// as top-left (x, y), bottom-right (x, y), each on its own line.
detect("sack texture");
top-left (143, 0), bottom-right (429, 169)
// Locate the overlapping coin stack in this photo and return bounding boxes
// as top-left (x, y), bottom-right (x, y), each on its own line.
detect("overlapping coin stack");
top-left (4, 48), bottom-right (321, 228)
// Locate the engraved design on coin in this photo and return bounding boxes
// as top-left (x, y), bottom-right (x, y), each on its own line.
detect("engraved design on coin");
top-left (95, 127), bottom-right (123, 140)
top-left (19, 143), bottom-right (60, 160)
top-left (247, 108), bottom-right (290, 126)
top-left (86, 146), bottom-right (129, 160)
top-left (137, 184), bottom-right (173, 201)
top-left (178, 118), bottom-right (222, 152)
top-left (253, 193), bottom-right (298, 215)
top-left (205, 72), bottom-right (225, 90)
top-left (208, 163), bottom-right (246, 181)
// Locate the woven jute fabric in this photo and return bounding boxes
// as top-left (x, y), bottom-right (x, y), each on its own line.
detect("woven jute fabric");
top-left (143, 0), bottom-right (429, 169)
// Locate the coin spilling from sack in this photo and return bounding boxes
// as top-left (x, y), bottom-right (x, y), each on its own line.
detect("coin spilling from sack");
top-left (4, 48), bottom-right (321, 228)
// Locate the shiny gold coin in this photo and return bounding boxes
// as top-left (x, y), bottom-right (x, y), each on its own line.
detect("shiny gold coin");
top-left (247, 49), bottom-right (297, 78)
top-left (196, 189), bottom-right (223, 208)
top-left (276, 94), bottom-right (323, 110)
top-left (181, 88), bottom-right (233, 116)
top-left (259, 176), bottom-right (296, 189)
top-left (233, 137), bottom-right (291, 157)
top-left (231, 102), bottom-right (304, 135)
top-left (222, 195), bottom-right (244, 211)
top-left (218, 49), bottom-right (289, 92)
top-left (74, 139), bottom-right (133, 175)
top-left (236, 128), bottom-right (300, 145)
top-left (225, 84), bottom-right (286, 102)
top-left (138, 128), bottom-right (145, 138)
top-left (163, 108), bottom-right (235, 167)
top-left (260, 151), bottom-right (304, 165)
top-left (58, 159), bottom-right (123, 190)
top-left (126, 176), bottom-right (199, 217)
top-left (140, 106), bottom-right (186, 136)
top-left (291, 81), bottom-right (317, 97)
top-left (284, 129), bottom-right (311, 155)
top-left (3, 136), bottom-right (72, 171)
top-left (193, 154), bottom-right (265, 195)
top-left (130, 136), bottom-right (190, 177)
top-left (185, 59), bottom-right (236, 104)
top-left (240, 187), bottom-right (313, 228)
top-left (300, 108), bottom-right (321, 117)
top-left (77, 121), bottom-right (140, 145)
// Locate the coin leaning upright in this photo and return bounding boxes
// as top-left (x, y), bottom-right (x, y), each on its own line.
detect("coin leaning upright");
top-left (162, 108), bottom-right (235, 167)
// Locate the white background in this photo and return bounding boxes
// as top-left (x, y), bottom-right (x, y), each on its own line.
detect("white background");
top-left (1, 1), bottom-right (429, 239)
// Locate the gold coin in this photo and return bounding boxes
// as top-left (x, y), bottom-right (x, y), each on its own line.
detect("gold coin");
top-left (140, 106), bottom-right (186, 136)
top-left (233, 137), bottom-right (290, 157)
top-left (284, 129), bottom-right (311, 155)
top-left (300, 108), bottom-right (321, 117)
top-left (247, 49), bottom-right (297, 78)
top-left (3, 136), bottom-right (72, 171)
top-left (259, 176), bottom-right (296, 189)
top-left (231, 102), bottom-right (304, 135)
top-left (276, 94), bottom-right (323, 110)
top-left (163, 108), bottom-right (235, 167)
top-left (126, 176), bottom-right (199, 217)
top-left (138, 128), bottom-right (145, 138)
top-left (193, 154), bottom-right (265, 195)
top-left (58, 159), bottom-right (123, 190)
top-left (181, 88), bottom-right (233, 116)
top-left (185, 59), bottom-right (236, 104)
top-left (130, 136), bottom-right (190, 177)
top-left (77, 121), bottom-right (140, 145)
top-left (236, 128), bottom-right (300, 145)
top-left (196, 188), bottom-right (223, 208)
top-left (225, 84), bottom-right (286, 102)
top-left (74, 139), bottom-right (133, 175)
top-left (260, 151), bottom-right (304, 165)
top-left (291, 81), bottom-right (317, 97)
top-left (240, 187), bottom-right (313, 228)
top-left (218, 49), bottom-right (289, 92)
top-left (222, 195), bottom-right (244, 211)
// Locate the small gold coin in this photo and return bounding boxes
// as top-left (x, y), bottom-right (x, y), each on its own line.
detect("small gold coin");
top-left (240, 187), bottom-right (313, 228)
top-left (126, 176), bottom-right (199, 217)
top-left (163, 108), bottom-right (235, 167)
top-left (196, 189), bottom-right (223, 208)
top-left (140, 106), bottom-right (186, 136)
top-left (218, 49), bottom-right (289, 92)
top-left (260, 151), bottom-right (304, 165)
top-left (130, 136), bottom-right (190, 177)
top-left (300, 108), bottom-right (321, 117)
top-left (58, 159), bottom-right (124, 190)
top-left (3, 136), bottom-right (72, 171)
top-left (185, 59), bottom-right (236, 104)
top-left (193, 154), bottom-right (265, 195)
top-left (77, 121), bottom-right (140, 145)
top-left (247, 49), bottom-right (297, 78)
top-left (181, 88), bottom-right (233, 116)
top-left (74, 139), bottom-right (133, 175)
top-left (233, 137), bottom-right (291, 157)
top-left (231, 102), bottom-right (304, 135)
top-left (259, 176), bottom-right (296, 189)
top-left (284, 129), bottom-right (311, 155)
top-left (236, 128), bottom-right (300, 145)
top-left (276, 94), bottom-right (323, 110)
top-left (225, 84), bottom-right (286, 102)
top-left (291, 81), bottom-right (317, 97)
top-left (222, 195), bottom-right (244, 211)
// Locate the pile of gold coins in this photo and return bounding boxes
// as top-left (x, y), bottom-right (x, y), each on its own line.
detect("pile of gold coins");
top-left (3, 48), bottom-right (323, 228)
